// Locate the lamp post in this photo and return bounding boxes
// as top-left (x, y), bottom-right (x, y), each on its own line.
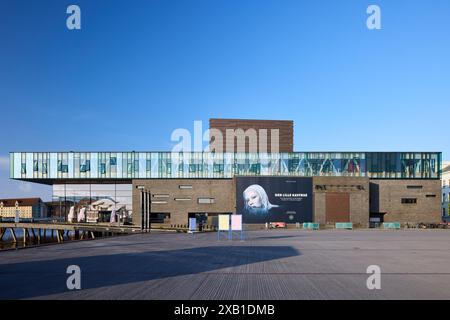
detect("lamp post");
top-left (14, 201), bottom-right (20, 223)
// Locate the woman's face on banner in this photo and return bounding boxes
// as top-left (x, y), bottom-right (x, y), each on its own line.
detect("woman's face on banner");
top-left (246, 189), bottom-right (262, 208)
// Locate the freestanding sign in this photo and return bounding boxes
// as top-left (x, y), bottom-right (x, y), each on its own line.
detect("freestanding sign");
top-left (188, 218), bottom-right (197, 233)
top-left (230, 215), bottom-right (244, 240)
top-left (231, 215), bottom-right (242, 231)
top-left (218, 214), bottom-right (230, 231)
top-left (217, 215), bottom-right (244, 240)
top-left (217, 214), bottom-right (230, 240)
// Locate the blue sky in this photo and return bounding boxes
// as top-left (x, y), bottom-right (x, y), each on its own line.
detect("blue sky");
top-left (0, 0), bottom-right (449, 200)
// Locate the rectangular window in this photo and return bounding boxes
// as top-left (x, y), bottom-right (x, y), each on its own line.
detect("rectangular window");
top-left (57, 161), bottom-right (68, 173)
top-left (21, 163), bottom-right (26, 174)
top-left (213, 164), bottom-right (223, 173)
top-left (153, 194), bottom-right (169, 198)
top-left (407, 185), bottom-right (423, 189)
top-left (179, 185), bottom-right (193, 189)
top-left (151, 201), bottom-right (167, 204)
top-left (110, 157), bottom-right (117, 166)
top-left (99, 163), bottom-right (106, 174)
top-left (33, 160), bottom-right (39, 172)
top-left (426, 194), bottom-right (436, 198)
top-left (401, 198), bottom-right (417, 204)
top-left (198, 198), bottom-right (215, 204)
top-left (80, 160), bottom-right (90, 173)
top-left (250, 164), bottom-right (260, 174)
top-left (174, 198), bottom-right (191, 201)
top-left (146, 160), bottom-right (151, 171)
top-left (42, 163), bottom-right (48, 174)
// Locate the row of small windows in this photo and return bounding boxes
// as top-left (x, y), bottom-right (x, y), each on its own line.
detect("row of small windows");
top-left (22, 159), bottom-right (118, 174)
top-left (14, 152), bottom-right (441, 179)
top-left (151, 198), bottom-right (215, 204)
top-left (401, 195), bottom-right (437, 204)
top-left (24, 161), bottom-right (260, 175)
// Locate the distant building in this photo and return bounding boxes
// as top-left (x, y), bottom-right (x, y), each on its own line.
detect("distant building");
top-left (0, 198), bottom-right (47, 220)
top-left (442, 161), bottom-right (450, 218)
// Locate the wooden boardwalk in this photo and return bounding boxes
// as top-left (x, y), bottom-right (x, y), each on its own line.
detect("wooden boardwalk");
top-left (1, 229), bottom-right (450, 299)
top-left (0, 222), bottom-right (142, 244)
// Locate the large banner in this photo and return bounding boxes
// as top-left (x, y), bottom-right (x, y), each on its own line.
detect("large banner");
top-left (236, 177), bottom-right (313, 223)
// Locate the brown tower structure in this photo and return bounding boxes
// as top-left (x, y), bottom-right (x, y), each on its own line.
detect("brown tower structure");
top-left (209, 118), bottom-right (294, 153)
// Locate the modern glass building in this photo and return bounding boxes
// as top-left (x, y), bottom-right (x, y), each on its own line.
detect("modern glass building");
top-left (9, 151), bottom-right (442, 181)
top-left (8, 119), bottom-right (443, 227)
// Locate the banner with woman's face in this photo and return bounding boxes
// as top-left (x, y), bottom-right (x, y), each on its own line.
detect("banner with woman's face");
top-left (236, 177), bottom-right (313, 223)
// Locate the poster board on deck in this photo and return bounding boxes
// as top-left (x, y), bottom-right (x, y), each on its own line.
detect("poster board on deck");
top-left (218, 214), bottom-right (230, 231)
top-left (189, 218), bottom-right (197, 231)
top-left (231, 215), bottom-right (242, 231)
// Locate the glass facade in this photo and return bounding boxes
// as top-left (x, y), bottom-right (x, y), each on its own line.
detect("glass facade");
top-left (52, 183), bottom-right (133, 221)
top-left (10, 151), bottom-right (441, 180)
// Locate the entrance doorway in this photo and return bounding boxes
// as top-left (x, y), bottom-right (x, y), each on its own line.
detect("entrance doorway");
top-left (188, 213), bottom-right (208, 231)
top-left (325, 193), bottom-right (350, 223)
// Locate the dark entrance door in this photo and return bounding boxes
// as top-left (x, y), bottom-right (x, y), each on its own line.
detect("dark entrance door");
top-left (188, 213), bottom-right (208, 231)
top-left (325, 193), bottom-right (350, 223)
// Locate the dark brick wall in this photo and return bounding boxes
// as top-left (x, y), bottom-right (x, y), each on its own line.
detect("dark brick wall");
top-left (132, 179), bottom-right (235, 226)
top-left (131, 177), bottom-right (441, 227)
top-left (313, 176), bottom-right (370, 227)
top-left (369, 179), bottom-right (441, 224)
top-left (209, 118), bottom-right (294, 153)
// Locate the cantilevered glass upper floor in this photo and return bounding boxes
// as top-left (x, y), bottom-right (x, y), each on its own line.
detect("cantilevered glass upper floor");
top-left (9, 151), bottom-right (441, 182)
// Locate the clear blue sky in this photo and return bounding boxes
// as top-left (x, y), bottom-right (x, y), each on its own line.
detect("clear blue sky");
top-left (0, 0), bottom-right (449, 200)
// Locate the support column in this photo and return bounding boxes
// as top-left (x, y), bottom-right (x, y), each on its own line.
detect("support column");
top-left (57, 230), bottom-right (64, 243)
top-left (11, 228), bottom-right (17, 243)
top-left (146, 191), bottom-right (150, 231)
top-left (140, 189), bottom-right (146, 231)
